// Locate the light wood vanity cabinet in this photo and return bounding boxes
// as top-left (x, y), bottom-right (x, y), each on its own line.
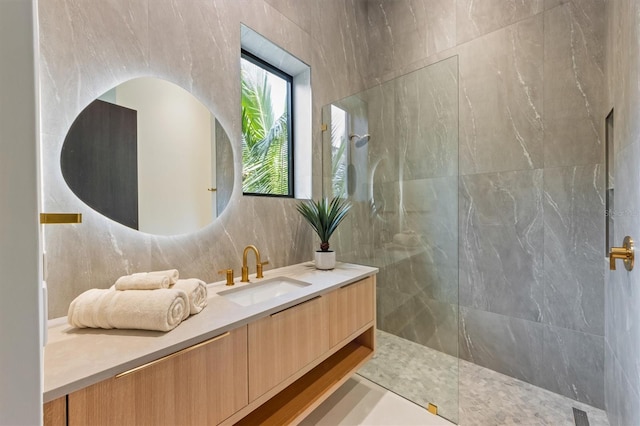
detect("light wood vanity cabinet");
top-left (67, 326), bottom-right (248, 426)
top-left (248, 295), bottom-right (330, 401)
top-left (232, 275), bottom-right (376, 425)
top-left (43, 397), bottom-right (66, 426)
top-left (45, 273), bottom-right (376, 426)
top-left (328, 275), bottom-right (375, 347)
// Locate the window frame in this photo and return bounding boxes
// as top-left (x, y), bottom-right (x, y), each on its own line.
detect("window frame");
top-left (240, 49), bottom-right (295, 198)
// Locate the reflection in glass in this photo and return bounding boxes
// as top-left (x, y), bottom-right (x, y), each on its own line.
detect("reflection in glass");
top-left (330, 105), bottom-right (348, 198)
top-left (61, 77), bottom-right (232, 236)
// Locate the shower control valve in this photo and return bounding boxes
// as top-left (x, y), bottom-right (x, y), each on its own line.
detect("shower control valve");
top-left (610, 236), bottom-right (634, 271)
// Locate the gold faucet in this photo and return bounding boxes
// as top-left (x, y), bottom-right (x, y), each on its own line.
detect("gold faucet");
top-left (241, 245), bottom-right (269, 282)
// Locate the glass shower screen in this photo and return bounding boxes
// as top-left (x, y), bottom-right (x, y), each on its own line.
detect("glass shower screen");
top-left (322, 56), bottom-right (460, 423)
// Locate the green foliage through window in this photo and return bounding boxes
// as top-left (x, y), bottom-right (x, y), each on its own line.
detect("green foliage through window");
top-left (241, 51), bottom-right (292, 196)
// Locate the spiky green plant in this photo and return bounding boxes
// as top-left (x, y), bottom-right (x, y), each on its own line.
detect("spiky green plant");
top-left (297, 197), bottom-right (352, 252)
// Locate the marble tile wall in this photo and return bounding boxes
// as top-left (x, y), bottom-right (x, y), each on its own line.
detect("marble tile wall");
top-left (456, 0), bottom-right (544, 45)
top-left (215, 120), bottom-right (233, 215)
top-left (604, 1), bottom-right (640, 422)
top-left (365, 0), bottom-right (456, 78)
top-left (459, 169), bottom-right (544, 322)
top-left (541, 325), bottom-right (605, 408)
top-left (458, 15), bottom-right (544, 175)
top-left (543, 0), bottom-right (606, 168)
top-left (543, 164), bottom-right (605, 336)
top-left (39, 0), bottom-right (370, 318)
top-left (395, 58), bottom-right (458, 180)
top-left (459, 307), bottom-right (544, 385)
top-left (360, 0), bottom-right (607, 409)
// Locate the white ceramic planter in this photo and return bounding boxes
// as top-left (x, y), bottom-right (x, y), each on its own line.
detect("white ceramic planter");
top-left (314, 251), bottom-right (336, 270)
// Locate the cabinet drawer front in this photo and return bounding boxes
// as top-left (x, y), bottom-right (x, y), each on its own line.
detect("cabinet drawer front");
top-left (44, 397), bottom-right (66, 426)
top-left (248, 295), bottom-right (329, 401)
top-left (329, 276), bottom-right (375, 347)
top-left (68, 326), bottom-right (248, 426)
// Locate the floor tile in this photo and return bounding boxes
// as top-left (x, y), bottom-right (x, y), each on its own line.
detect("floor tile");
top-left (358, 330), bottom-right (610, 426)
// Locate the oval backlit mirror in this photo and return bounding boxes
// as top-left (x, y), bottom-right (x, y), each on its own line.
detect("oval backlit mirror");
top-left (61, 77), bottom-right (233, 236)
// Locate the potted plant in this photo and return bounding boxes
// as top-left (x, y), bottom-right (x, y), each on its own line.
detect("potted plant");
top-left (297, 197), bottom-right (352, 270)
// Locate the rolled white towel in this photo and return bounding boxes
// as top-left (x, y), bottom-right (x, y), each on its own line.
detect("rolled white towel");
top-left (68, 288), bottom-right (189, 332)
top-left (172, 279), bottom-right (208, 315)
top-left (114, 273), bottom-right (170, 291)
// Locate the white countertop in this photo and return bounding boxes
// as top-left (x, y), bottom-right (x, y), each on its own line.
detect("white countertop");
top-left (43, 262), bottom-right (378, 403)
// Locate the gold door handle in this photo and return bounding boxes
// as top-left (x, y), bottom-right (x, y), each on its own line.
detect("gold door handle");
top-left (610, 236), bottom-right (634, 271)
top-left (207, 188), bottom-right (217, 192)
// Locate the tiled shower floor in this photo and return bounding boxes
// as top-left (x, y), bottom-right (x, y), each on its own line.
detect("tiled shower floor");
top-left (358, 330), bottom-right (610, 426)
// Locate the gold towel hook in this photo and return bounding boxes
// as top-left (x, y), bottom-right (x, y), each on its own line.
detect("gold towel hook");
top-left (40, 213), bottom-right (82, 224)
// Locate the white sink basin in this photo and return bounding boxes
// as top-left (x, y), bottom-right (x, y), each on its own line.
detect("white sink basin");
top-left (218, 276), bottom-right (311, 307)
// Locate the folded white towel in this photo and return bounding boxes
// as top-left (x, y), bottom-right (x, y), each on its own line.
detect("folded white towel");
top-left (172, 279), bottom-right (208, 315)
top-left (113, 269), bottom-right (179, 290)
top-left (114, 273), bottom-right (170, 291)
top-left (68, 288), bottom-right (189, 332)
top-left (148, 269), bottom-right (179, 285)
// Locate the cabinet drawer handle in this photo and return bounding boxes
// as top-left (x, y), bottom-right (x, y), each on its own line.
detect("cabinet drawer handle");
top-left (115, 331), bottom-right (230, 378)
top-left (270, 296), bottom-right (321, 318)
top-left (340, 280), bottom-right (362, 289)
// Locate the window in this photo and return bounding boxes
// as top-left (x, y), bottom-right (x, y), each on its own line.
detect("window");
top-left (241, 50), bottom-right (293, 197)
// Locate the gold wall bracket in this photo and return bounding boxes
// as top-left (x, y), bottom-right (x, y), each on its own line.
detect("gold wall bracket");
top-left (40, 213), bottom-right (82, 224)
top-left (610, 236), bottom-right (634, 271)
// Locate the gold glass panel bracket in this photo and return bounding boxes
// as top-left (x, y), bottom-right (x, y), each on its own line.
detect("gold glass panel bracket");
top-left (609, 236), bottom-right (634, 271)
top-left (39, 213), bottom-right (82, 224)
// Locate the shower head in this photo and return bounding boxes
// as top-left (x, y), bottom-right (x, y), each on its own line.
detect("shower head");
top-left (349, 133), bottom-right (371, 148)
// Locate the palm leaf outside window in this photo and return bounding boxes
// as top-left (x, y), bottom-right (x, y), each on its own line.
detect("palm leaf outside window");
top-left (241, 55), bottom-right (291, 196)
